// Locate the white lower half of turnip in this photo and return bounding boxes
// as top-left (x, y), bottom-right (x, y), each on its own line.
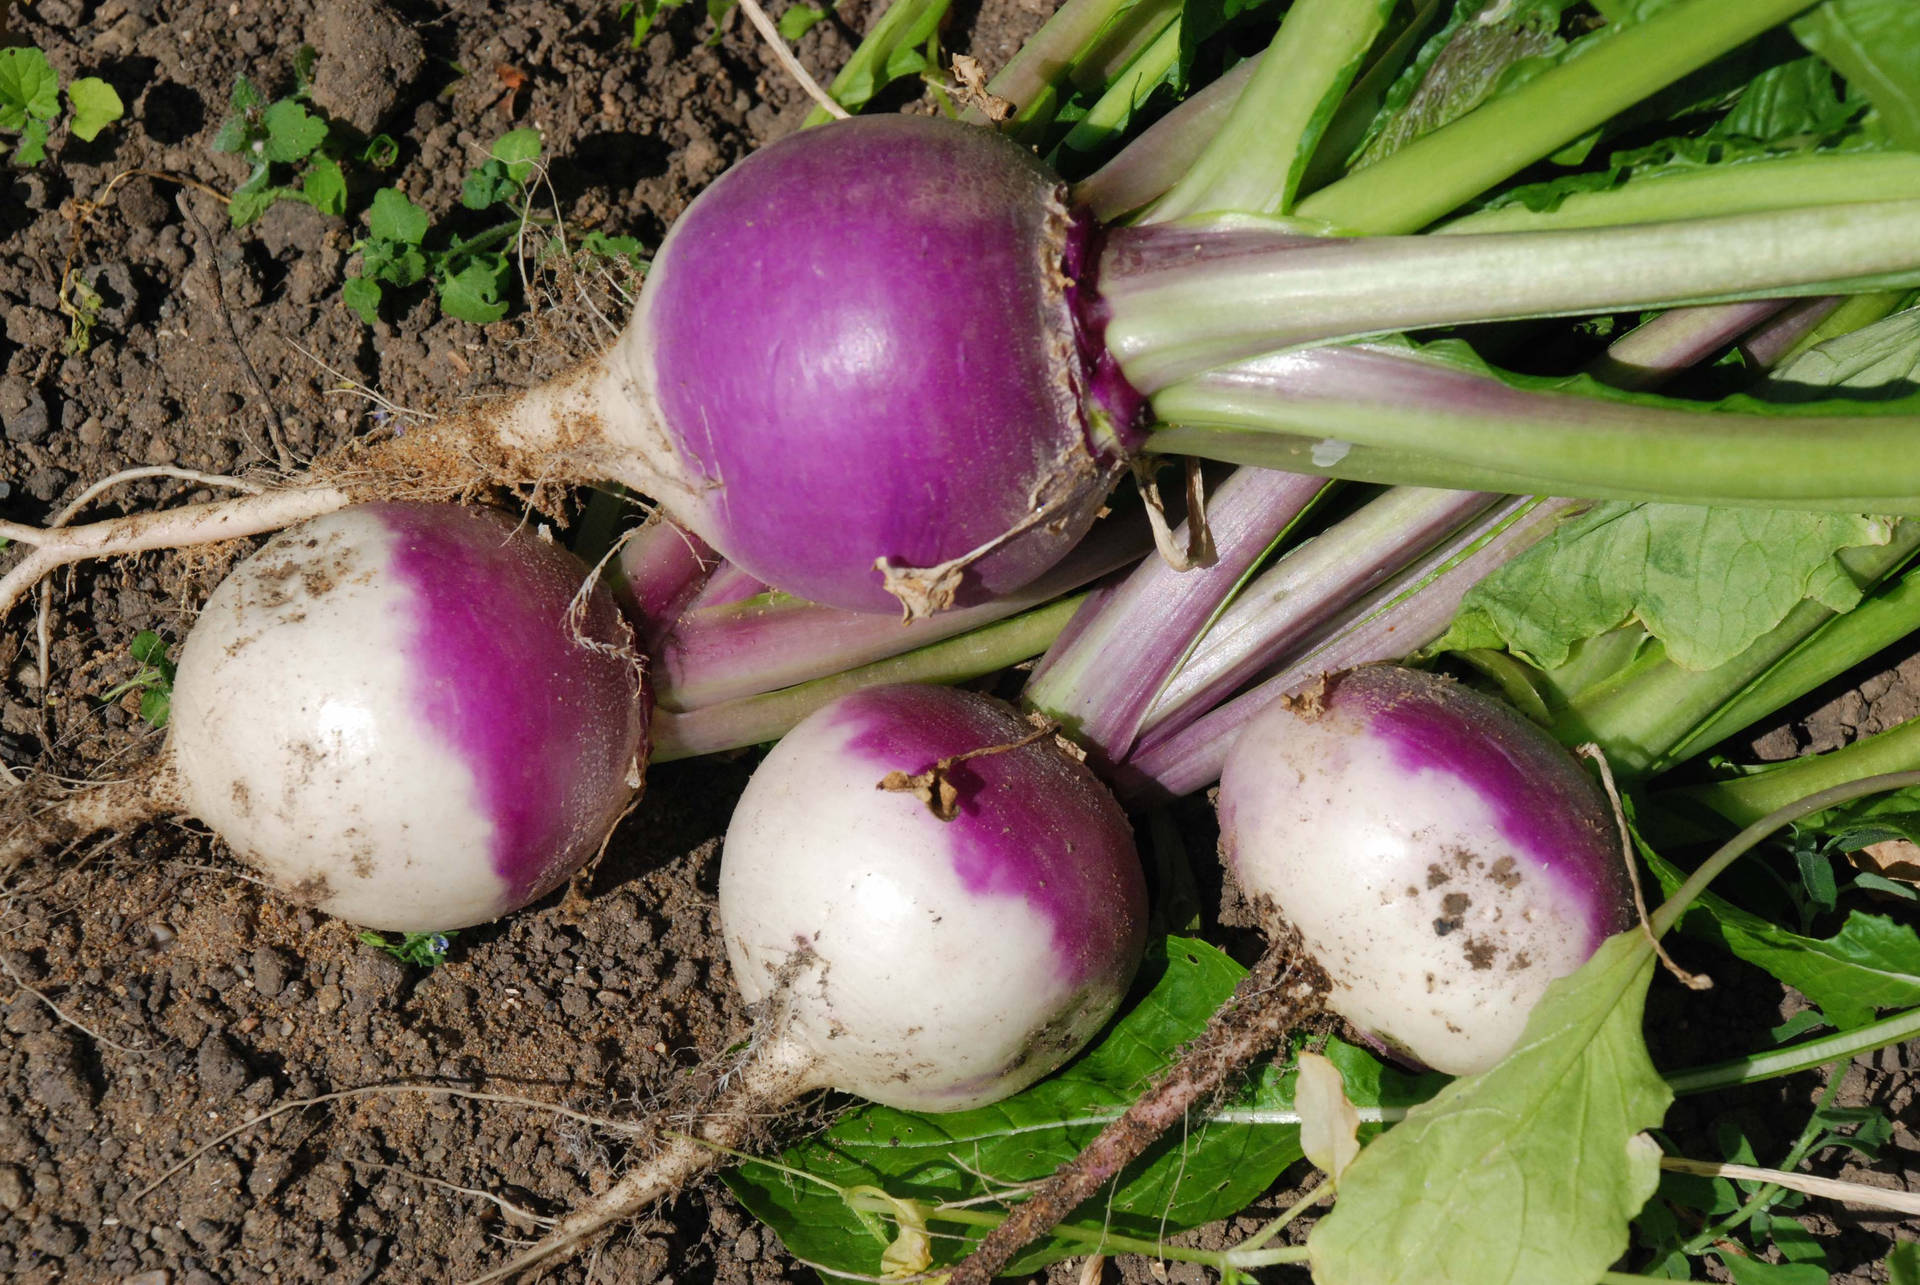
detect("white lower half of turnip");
top-left (5, 503), bottom-right (648, 932)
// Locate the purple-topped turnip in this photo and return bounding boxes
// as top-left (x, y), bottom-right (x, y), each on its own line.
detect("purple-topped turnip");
top-left (721, 682), bottom-right (1147, 1108)
top-left (4, 503), bottom-right (648, 931)
top-left (948, 665), bottom-right (1631, 1282)
top-left (611, 118), bottom-right (1139, 616)
top-left (1219, 664), bottom-right (1630, 1075)
top-left (469, 682), bottom-right (1146, 1281)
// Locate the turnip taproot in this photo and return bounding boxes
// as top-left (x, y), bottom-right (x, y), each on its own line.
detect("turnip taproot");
top-left (4, 503), bottom-right (647, 931)
top-left (948, 665), bottom-right (1629, 1282)
top-left (467, 683), bottom-right (1146, 1281)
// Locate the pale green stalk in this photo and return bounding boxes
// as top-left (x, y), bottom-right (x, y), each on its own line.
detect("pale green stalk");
top-left (1435, 153), bottom-right (1920, 235)
top-left (1297, 0), bottom-right (1823, 232)
top-left (1668, 718), bottom-right (1920, 828)
top-left (1057, 18), bottom-right (1181, 155)
top-left (1663, 1005), bottom-right (1920, 1095)
top-left (650, 595), bottom-right (1084, 759)
top-left (1106, 201), bottom-right (1920, 391)
top-left (1148, 0), bottom-right (1392, 219)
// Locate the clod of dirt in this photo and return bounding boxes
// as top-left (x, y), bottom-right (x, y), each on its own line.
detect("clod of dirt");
top-left (195, 1032), bottom-right (251, 1098)
top-left (0, 376), bottom-right (52, 446)
top-left (306, 0), bottom-right (426, 135)
top-left (251, 945), bottom-right (296, 997)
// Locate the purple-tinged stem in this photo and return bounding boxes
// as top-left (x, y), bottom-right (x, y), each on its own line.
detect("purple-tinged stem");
top-left (1139, 486), bottom-right (1499, 745)
top-left (609, 516), bottom-right (719, 651)
top-left (1752, 292), bottom-right (1914, 374)
top-left (651, 593), bottom-right (1090, 760)
top-left (1022, 468), bottom-right (1325, 762)
top-left (1117, 496), bottom-right (1581, 802)
top-left (1099, 201), bottom-right (1920, 393)
top-left (1585, 300), bottom-right (1792, 391)
top-left (653, 522), bottom-right (1147, 713)
top-left (1074, 56), bottom-right (1262, 221)
top-left (1739, 296), bottom-right (1846, 370)
top-left (682, 562), bottom-right (769, 612)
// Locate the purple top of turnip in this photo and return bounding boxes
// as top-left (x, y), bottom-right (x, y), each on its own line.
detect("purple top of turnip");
top-left (379, 504), bottom-right (647, 906)
top-left (634, 116), bottom-right (1139, 614)
top-left (834, 684), bottom-right (1146, 986)
top-left (1332, 665), bottom-right (1632, 938)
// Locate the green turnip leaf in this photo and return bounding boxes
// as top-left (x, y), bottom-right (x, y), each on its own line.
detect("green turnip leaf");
top-left (1643, 841), bottom-right (1920, 1028)
top-left (1445, 504), bottom-right (1892, 671)
top-left (1793, 0), bottom-right (1920, 149)
top-left (1308, 930), bottom-right (1670, 1285)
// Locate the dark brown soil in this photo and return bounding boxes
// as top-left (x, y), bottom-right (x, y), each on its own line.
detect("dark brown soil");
top-left (1, 1), bottom-right (1915, 1283)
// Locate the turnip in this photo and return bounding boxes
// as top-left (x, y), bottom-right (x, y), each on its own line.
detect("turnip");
top-left (1220, 665), bottom-right (1631, 1075)
top-left (3, 502), bottom-right (648, 931)
top-left (467, 682), bottom-right (1147, 1281)
top-left (9, 114), bottom-right (1919, 625)
top-left (947, 665), bottom-right (1629, 1282)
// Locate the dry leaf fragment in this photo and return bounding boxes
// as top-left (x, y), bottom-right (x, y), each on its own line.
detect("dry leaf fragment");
top-left (1297, 1050), bottom-right (1361, 1186)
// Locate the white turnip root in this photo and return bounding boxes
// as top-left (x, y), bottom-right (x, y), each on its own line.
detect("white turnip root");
top-left (948, 665), bottom-right (1629, 1282)
top-left (4, 502), bottom-right (648, 931)
top-left (466, 683), bottom-right (1146, 1282)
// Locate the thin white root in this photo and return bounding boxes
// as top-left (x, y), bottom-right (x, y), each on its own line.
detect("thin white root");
top-left (0, 954), bottom-right (158, 1055)
top-left (1, 759), bottom-right (181, 870)
top-left (127, 1084), bottom-right (651, 1210)
top-left (1578, 743), bottom-right (1712, 991)
top-left (9, 468), bottom-right (275, 759)
top-left (0, 485), bottom-right (353, 624)
top-left (285, 338), bottom-right (434, 426)
top-left (50, 466), bottom-right (268, 528)
top-left (358, 1161), bottom-right (558, 1228)
top-left (461, 1033), bottom-right (821, 1284)
top-left (1660, 1156), bottom-right (1920, 1216)
top-left (460, 1130), bottom-right (728, 1284)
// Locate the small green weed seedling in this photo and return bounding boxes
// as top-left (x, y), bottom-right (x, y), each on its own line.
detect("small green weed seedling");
top-left (1, 46), bottom-right (123, 165)
top-left (212, 55), bottom-right (642, 325)
top-left (99, 630), bottom-right (175, 728)
top-left (343, 128), bottom-right (545, 325)
top-left (619, 0), bottom-right (738, 47)
top-left (357, 929), bottom-right (457, 967)
top-left (212, 51), bottom-right (354, 226)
